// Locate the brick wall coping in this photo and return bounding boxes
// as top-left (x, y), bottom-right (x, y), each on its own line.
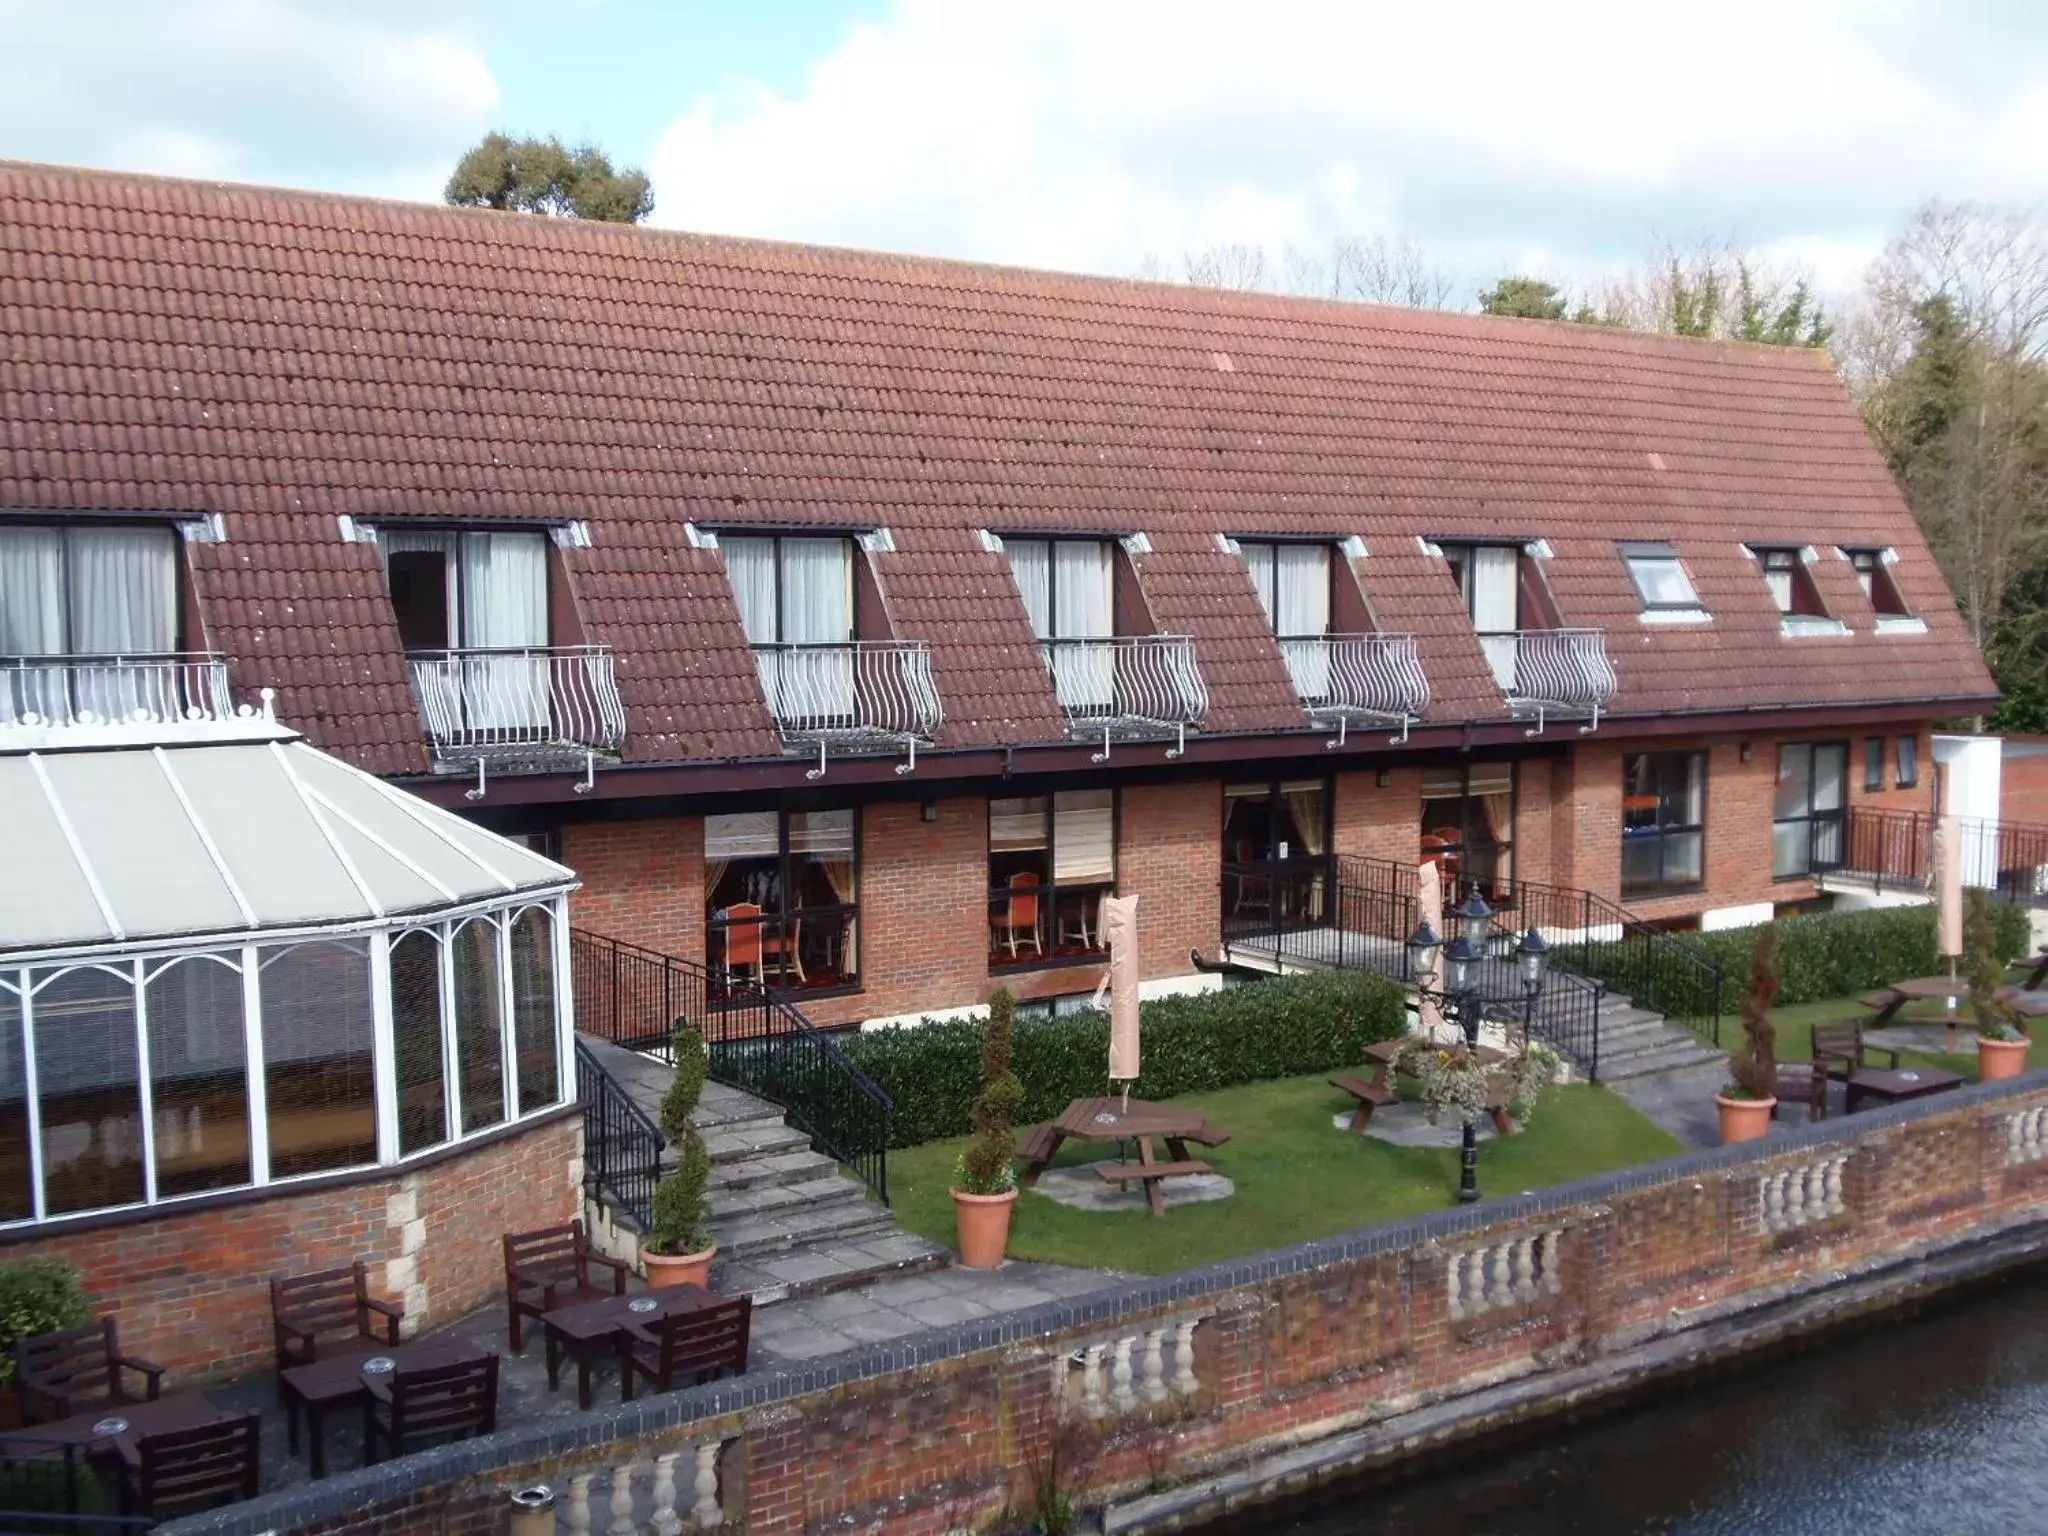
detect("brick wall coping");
top-left (163, 1067), bottom-right (2048, 1536)
top-left (0, 1101), bottom-right (583, 1249)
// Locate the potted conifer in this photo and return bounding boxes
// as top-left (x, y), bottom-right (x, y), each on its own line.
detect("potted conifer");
top-left (1716, 928), bottom-right (1780, 1143)
top-left (952, 988), bottom-right (1023, 1269)
top-left (643, 1025), bottom-right (718, 1289)
top-left (1967, 890), bottom-right (2030, 1082)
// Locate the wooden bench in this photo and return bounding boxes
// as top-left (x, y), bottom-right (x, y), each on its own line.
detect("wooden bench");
top-left (1017, 1123), bottom-right (1061, 1187)
top-left (1856, 990), bottom-right (1898, 1011)
top-left (1094, 1159), bottom-right (1214, 1216)
top-left (1330, 1073), bottom-right (1398, 1133)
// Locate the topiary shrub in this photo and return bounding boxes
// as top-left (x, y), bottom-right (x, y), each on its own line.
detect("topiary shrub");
top-left (1967, 889), bottom-right (2027, 1043)
top-left (0, 1258), bottom-right (89, 1389)
top-left (1725, 927), bottom-right (1780, 1101)
top-left (648, 1025), bottom-right (713, 1256)
top-left (954, 988), bottom-right (1023, 1194)
top-left (847, 969), bottom-right (1409, 1148)
top-left (659, 1026), bottom-right (708, 1143)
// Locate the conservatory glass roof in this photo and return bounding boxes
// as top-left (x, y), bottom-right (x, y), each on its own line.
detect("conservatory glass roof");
top-left (0, 727), bottom-right (574, 958)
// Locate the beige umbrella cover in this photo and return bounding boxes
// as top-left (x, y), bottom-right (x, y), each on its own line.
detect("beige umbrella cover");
top-left (1933, 815), bottom-right (1964, 958)
top-left (1100, 894), bottom-right (1141, 1085)
top-left (1417, 861), bottom-right (1446, 1039)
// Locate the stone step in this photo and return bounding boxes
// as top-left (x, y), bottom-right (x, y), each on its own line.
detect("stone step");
top-left (700, 1119), bottom-right (813, 1164)
top-left (711, 1228), bottom-right (952, 1307)
top-left (708, 1145), bottom-right (840, 1193)
top-left (1598, 1043), bottom-right (1728, 1082)
top-left (710, 1196), bottom-right (898, 1261)
top-left (1600, 1020), bottom-right (1713, 1053)
top-left (712, 1171), bottom-right (871, 1223)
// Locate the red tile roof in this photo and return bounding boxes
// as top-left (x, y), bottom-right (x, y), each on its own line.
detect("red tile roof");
top-left (0, 161), bottom-right (1993, 776)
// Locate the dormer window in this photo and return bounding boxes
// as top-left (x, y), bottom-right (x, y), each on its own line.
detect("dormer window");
top-left (1620, 542), bottom-right (1707, 621)
top-left (383, 530), bottom-right (547, 652)
top-left (1005, 537), bottom-right (1115, 712)
top-left (1749, 545), bottom-right (1827, 618)
top-left (1841, 547), bottom-right (1913, 619)
top-left (1236, 541), bottom-right (1330, 639)
top-left (721, 534), bottom-right (855, 720)
top-left (1437, 542), bottom-right (1522, 689)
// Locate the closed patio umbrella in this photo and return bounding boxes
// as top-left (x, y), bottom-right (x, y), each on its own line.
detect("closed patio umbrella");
top-left (1417, 861), bottom-right (1446, 1039)
top-left (1098, 894), bottom-right (1141, 1094)
top-left (1933, 814), bottom-right (1965, 1047)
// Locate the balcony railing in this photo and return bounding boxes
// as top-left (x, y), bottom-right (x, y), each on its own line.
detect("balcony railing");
top-left (1041, 635), bottom-right (1208, 758)
top-left (1283, 633), bottom-right (1429, 743)
top-left (751, 641), bottom-right (942, 773)
top-left (405, 645), bottom-right (626, 764)
top-left (0, 652), bottom-right (233, 728)
top-left (1482, 629), bottom-right (1616, 734)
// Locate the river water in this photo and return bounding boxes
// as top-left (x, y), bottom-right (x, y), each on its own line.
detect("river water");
top-left (1229, 1271), bottom-right (2048, 1536)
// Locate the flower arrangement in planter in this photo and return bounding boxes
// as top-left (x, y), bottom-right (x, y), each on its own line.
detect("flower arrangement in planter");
top-left (1717, 927), bottom-right (1780, 1143)
top-left (1967, 889), bottom-right (2030, 1082)
top-left (1400, 1037), bottom-right (1562, 1129)
top-left (644, 1025), bottom-right (717, 1289)
top-left (952, 987), bottom-right (1024, 1269)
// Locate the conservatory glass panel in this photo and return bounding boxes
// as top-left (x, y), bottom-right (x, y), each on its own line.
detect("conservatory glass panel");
top-left (34, 966), bottom-right (144, 1216)
top-left (144, 954), bottom-right (251, 1197)
top-left (452, 919), bottom-right (507, 1134)
top-left (391, 931), bottom-right (449, 1156)
top-left (0, 986), bottom-right (28, 1222)
top-left (260, 941), bottom-right (377, 1177)
top-left (509, 907), bottom-right (560, 1115)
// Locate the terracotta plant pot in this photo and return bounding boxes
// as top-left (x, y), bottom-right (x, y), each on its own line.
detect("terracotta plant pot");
top-left (952, 1187), bottom-right (1018, 1269)
top-left (642, 1244), bottom-right (717, 1290)
top-left (1977, 1035), bottom-right (2030, 1083)
top-left (1715, 1092), bottom-right (1776, 1145)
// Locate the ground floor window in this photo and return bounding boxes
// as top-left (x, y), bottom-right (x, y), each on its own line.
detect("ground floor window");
top-left (1222, 779), bottom-right (1331, 931)
top-left (988, 790), bottom-right (1116, 966)
top-left (1774, 741), bottom-right (1847, 878)
top-left (706, 809), bottom-right (859, 997)
top-left (1621, 751), bottom-right (1705, 896)
top-left (1420, 763), bottom-right (1515, 898)
top-left (1897, 734), bottom-right (1919, 789)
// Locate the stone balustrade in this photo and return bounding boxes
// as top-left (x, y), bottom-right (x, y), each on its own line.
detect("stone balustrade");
top-left (1758, 1151), bottom-right (1851, 1234)
top-left (1447, 1229), bottom-right (1562, 1319)
top-left (558, 1435), bottom-right (732, 1533)
top-left (2004, 1105), bottom-right (2048, 1166)
top-left (1062, 1312), bottom-right (1208, 1419)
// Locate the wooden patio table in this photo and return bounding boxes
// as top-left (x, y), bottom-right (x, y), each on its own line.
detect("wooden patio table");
top-left (541, 1285), bottom-right (722, 1410)
top-left (24, 1392), bottom-right (228, 1454)
top-left (281, 1333), bottom-right (491, 1478)
top-left (1864, 976), bottom-right (1972, 1032)
top-left (1844, 1065), bottom-right (1965, 1114)
top-left (1016, 1098), bottom-right (1228, 1217)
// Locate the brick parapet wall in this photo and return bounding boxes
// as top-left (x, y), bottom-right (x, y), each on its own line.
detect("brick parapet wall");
top-left (2, 1114), bottom-right (580, 1385)
top-left (174, 1074), bottom-right (2048, 1536)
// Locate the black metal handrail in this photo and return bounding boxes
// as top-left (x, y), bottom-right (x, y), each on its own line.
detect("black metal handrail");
top-left (0, 1431), bottom-right (154, 1533)
top-left (574, 1038), bottom-right (665, 1233)
top-left (1839, 807), bottom-right (2048, 909)
top-left (569, 929), bottom-right (891, 1202)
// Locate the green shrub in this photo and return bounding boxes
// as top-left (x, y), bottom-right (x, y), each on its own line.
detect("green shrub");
top-left (955, 988), bottom-right (1022, 1193)
top-left (659, 1026), bottom-right (708, 1143)
top-left (847, 969), bottom-right (1408, 1148)
top-left (648, 1025), bottom-right (713, 1256)
top-left (1578, 901), bottom-right (2033, 1018)
top-left (1726, 928), bottom-right (1780, 1100)
top-left (0, 1259), bottom-right (88, 1389)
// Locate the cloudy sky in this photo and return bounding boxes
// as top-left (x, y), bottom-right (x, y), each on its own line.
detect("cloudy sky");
top-left (2, 0), bottom-right (2043, 304)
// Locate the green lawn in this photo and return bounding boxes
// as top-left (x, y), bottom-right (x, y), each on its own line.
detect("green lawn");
top-left (888, 1073), bottom-right (1683, 1274)
top-left (1763, 974), bottom-right (2047, 1081)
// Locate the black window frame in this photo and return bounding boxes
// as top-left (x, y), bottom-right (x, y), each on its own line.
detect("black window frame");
top-left (1620, 750), bottom-right (1707, 898)
top-left (1618, 542), bottom-right (1703, 613)
top-left (1419, 762), bottom-right (1518, 901)
top-left (1436, 541), bottom-right (1524, 633)
top-left (0, 519), bottom-right (185, 658)
top-left (986, 789), bottom-right (1120, 972)
top-left (1001, 535), bottom-right (1121, 641)
top-left (1896, 734), bottom-right (1919, 790)
top-left (1773, 740), bottom-right (1849, 880)
top-left (1222, 777), bottom-right (1335, 937)
top-left (1863, 736), bottom-right (1885, 792)
top-left (1842, 547), bottom-right (1914, 618)
top-left (1749, 545), bottom-right (1830, 619)
top-left (704, 807), bottom-right (862, 1003)
top-left (714, 531), bottom-right (860, 647)
top-left (1233, 538), bottom-right (1336, 640)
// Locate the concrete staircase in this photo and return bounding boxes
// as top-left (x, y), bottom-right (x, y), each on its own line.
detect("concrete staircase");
top-left (1590, 992), bottom-right (1727, 1082)
top-left (579, 1036), bottom-right (949, 1306)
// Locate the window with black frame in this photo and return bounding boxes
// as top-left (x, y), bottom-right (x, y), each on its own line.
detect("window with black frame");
top-left (1863, 737), bottom-right (1884, 792)
top-left (1621, 752), bottom-right (1705, 896)
top-left (1419, 764), bottom-right (1515, 899)
top-left (1774, 741), bottom-right (1847, 878)
top-left (1897, 734), bottom-right (1919, 789)
top-left (1222, 780), bottom-right (1330, 934)
top-left (988, 791), bottom-right (1116, 966)
top-left (705, 809), bottom-right (859, 997)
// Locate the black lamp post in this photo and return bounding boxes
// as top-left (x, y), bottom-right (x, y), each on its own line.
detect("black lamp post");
top-left (1406, 891), bottom-right (1551, 1205)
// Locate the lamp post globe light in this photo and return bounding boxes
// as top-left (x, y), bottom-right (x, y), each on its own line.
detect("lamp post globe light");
top-left (1405, 890), bottom-right (1550, 1206)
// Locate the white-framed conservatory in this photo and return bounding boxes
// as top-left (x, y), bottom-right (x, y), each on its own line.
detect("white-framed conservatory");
top-left (0, 717), bottom-right (579, 1230)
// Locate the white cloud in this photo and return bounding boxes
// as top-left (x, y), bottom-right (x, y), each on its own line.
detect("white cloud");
top-left (648, 0), bottom-right (2048, 299)
top-left (0, 0), bottom-right (498, 200)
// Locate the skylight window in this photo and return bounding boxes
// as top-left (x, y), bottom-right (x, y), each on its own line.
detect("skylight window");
top-left (1619, 543), bottom-right (1706, 621)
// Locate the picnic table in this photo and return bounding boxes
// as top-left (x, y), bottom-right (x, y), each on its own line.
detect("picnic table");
top-left (1995, 953), bottom-right (2048, 1017)
top-left (1860, 976), bottom-right (1972, 1032)
top-left (1330, 1037), bottom-right (1514, 1136)
top-left (540, 1285), bottom-right (725, 1410)
top-left (1016, 1097), bottom-right (1229, 1217)
top-left (281, 1333), bottom-right (492, 1477)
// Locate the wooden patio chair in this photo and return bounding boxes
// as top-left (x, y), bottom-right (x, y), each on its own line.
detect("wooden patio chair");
top-left (1772, 1060), bottom-right (1830, 1122)
top-left (503, 1220), bottom-right (629, 1352)
top-left (117, 1412), bottom-right (260, 1519)
top-left (617, 1297), bottom-right (752, 1401)
top-left (270, 1261), bottom-right (402, 1398)
top-left (362, 1354), bottom-right (499, 1464)
top-left (1813, 1020), bottom-right (1899, 1082)
top-left (14, 1318), bottom-right (163, 1424)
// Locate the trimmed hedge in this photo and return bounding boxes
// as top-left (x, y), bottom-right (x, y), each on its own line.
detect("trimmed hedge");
top-left (844, 970), bottom-right (1408, 1149)
top-left (1578, 901), bottom-right (2034, 1018)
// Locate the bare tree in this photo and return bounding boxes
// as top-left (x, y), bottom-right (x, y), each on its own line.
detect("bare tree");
top-left (1180, 243), bottom-right (1272, 291)
top-left (1170, 235), bottom-right (1453, 307)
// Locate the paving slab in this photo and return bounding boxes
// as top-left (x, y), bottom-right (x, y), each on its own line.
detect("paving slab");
top-left (1031, 1164), bottom-right (1236, 1213)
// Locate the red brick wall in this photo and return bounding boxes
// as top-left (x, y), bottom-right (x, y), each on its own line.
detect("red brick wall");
top-left (564, 817), bottom-right (704, 963)
top-left (1118, 781), bottom-right (1221, 984)
top-left (1852, 724), bottom-right (1938, 816)
top-left (2001, 740), bottom-right (2048, 825)
top-left (0, 1115), bottom-right (579, 1384)
top-left (1333, 769), bottom-right (1419, 865)
top-left (283, 1083), bottom-right (2048, 1536)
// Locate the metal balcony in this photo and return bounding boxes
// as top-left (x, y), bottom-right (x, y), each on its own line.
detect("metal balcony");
top-left (750, 640), bottom-right (943, 779)
top-left (1040, 635), bottom-right (1209, 761)
top-left (406, 645), bottom-right (627, 782)
top-left (0, 652), bottom-right (234, 730)
top-left (1282, 633), bottom-right (1429, 746)
top-left (1481, 629), bottom-right (1616, 734)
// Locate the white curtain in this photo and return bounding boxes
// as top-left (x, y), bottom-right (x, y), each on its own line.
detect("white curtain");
top-left (1007, 539), bottom-right (1051, 637)
top-left (0, 528), bottom-right (65, 724)
top-left (1054, 542), bottom-right (1112, 637)
top-left (66, 529), bottom-right (178, 724)
top-left (458, 532), bottom-right (548, 733)
top-left (779, 539), bottom-right (852, 719)
top-left (1274, 544), bottom-right (1331, 699)
top-left (1052, 791), bottom-right (1114, 883)
top-left (721, 537), bottom-right (784, 717)
top-left (1239, 542), bottom-right (1275, 625)
top-left (990, 796), bottom-right (1049, 851)
top-left (1470, 547), bottom-right (1519, 691)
